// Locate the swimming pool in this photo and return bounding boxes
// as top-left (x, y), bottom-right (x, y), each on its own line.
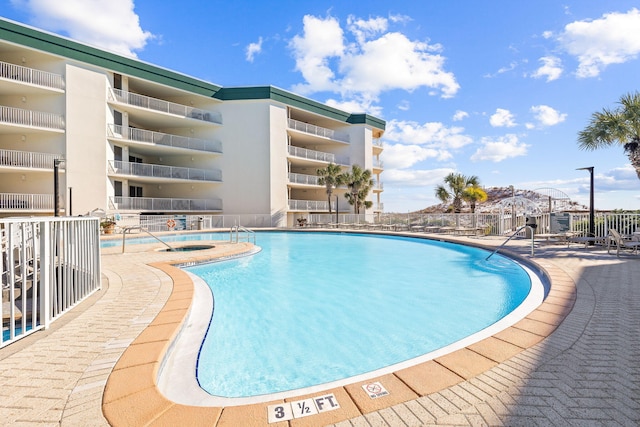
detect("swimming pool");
top-left (165, 232), bottom-right (536, 402)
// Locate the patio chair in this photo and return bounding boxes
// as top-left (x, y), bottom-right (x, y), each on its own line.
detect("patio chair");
top-left (607, 229), bottom-right (640, 257)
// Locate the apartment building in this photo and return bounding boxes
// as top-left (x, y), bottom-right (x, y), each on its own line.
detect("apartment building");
top-left (0, 18), bottom-right (384, 227)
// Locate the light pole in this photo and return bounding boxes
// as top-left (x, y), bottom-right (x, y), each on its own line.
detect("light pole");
top-left (577, 167), bottom-right (595, 243)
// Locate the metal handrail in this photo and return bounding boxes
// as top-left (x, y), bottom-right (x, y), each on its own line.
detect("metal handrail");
top-left (485, 225), bottom-right (534, 260)
top-left (121, 226), bottom-right (175, 252)
top-left (230, 225), bottom-right (256, 244)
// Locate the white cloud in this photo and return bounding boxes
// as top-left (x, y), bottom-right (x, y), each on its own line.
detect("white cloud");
top-left (384, 168), bottom-right (455, 187)
top-left (530, 105), bottom-right (567, 127)
top-left (489, 108), bottom-right (517, 127)
top-left (12, 0), bottom-right (153, 57)
top-left (531, 56), bottom-right (563, 81)
top-left (452, 110), bottom-right (468, 121)
top-left (384, 120), bottom-right (473, 150)
top-left (289, 15), bottom-right (345, 93)
top-left (397, 100), bottom-right (410, 111)
top-left (246, 37), bottom-right (263, 62)
top-left (557, 8), bottom-right (640, 78)
top-left (289, 14), bottom-right (459, 105)
top-left (471, 134), bottom-right (529, 162)
top-left (382, 144), bottom-right (444, 169)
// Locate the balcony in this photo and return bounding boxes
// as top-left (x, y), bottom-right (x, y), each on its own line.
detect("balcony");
top-left (109, 88), bottom-right (222, 124)
top-left (111, 196), bottom-right (222, 212)
top-left (372, 158), bottom-right (384, 170)
top-left (108, 124), bottom-right (222, 154)
top-left (374, 202), bottom-right (384, 212)
top-left (287, 145), bottom-right (349, 165)
top-left (288, 118), bottom-right (349, 143)
top-left (0, 149), bottom-right (63, 170)
top-left (288, 199), bottom-right (330, 212)
top-left (288, 172), bottom-right (320, 186)
top-left (108, 160), bottom-right (222, 182)
top-left (0, 193), bottom-right (54, 211)
top-left (0, 60), bottom-right (65, 90)
top-left (0, 105), bottom-right (65, 130)
top-left (372, 181), bottom-right (384, 192)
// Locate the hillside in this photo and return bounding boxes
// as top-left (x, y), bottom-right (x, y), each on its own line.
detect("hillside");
top-left (415, 187), bottom-right (586, 214)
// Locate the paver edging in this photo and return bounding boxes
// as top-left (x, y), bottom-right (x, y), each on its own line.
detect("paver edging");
top-left (101, 232), bottom-right (578, 427)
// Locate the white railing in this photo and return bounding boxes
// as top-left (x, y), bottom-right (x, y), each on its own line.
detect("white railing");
top-left (287, 145), bottom-right (349, 165)
top-left (0, 60), bottom-right (65, 90)
top-left (108, 124), bottom-right (222, 154)
top-left (374, 203), bottom-right (384, 212)
top-left (111, 196), bottom-right (223, 211)
top-left (288, 172), bottom-right (320, 185)
top-left (0, 149), bottom-right (63, 169)
top-left (373, 138), bottom-right (384, 148)
top-left (372, 181), bottom-right (384, 191)
top-left (288, 199), bottom-right (331, 211)
top-left (0, 105), bottom-right (65, 130)
top-left (372, 158), bottom-right (384, 169)
top-left (1, 217), bottom-right (101, 347)
top-left (288, 118), bottom-right (349, 143)
top-left (108, 160), bottom-right (222, 182)
top-left (0, 193), bottom-right (54, 211)
top-left (109, 88), bottom-right (222, 124)
top-left (540, 212), bottom-right (640, 237)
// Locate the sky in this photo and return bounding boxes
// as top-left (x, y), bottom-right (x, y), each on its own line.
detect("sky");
top-left (3, 0), bottom-right (640, 212)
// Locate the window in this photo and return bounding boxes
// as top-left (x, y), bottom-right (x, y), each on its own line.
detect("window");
top-left (129, 186), bottom-right (143, 198)
top-left (114, 146), bottom-right (123, 161)
top-left (114, 181), bottom-right (123, 197)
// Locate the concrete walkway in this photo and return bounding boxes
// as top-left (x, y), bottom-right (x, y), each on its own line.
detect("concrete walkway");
top-left (0, 234), bottom-right (638, 426)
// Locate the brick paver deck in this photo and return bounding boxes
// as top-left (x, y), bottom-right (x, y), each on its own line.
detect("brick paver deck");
top-left (0, 232), bottom-right (638, 426)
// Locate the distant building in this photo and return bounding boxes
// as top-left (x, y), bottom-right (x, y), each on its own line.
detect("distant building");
top-left (0, 18), bottom-right (384, 226)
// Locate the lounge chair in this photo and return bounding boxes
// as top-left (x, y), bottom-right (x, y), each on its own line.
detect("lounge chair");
top-left (607, 229), bottom-right (640, 257)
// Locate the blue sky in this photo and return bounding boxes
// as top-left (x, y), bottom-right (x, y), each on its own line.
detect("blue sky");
top-left (3, 0), bottom-right (640, 212)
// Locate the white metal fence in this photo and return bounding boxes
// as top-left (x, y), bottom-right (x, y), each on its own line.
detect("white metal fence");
top-left (1, 217), bottom-right (101, 347)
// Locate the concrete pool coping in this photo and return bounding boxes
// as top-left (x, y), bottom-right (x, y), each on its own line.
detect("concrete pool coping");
top-left (100, 231), bottom-right (576, 426)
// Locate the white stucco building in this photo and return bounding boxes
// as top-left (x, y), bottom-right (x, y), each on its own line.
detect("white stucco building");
top-left (0, 18), bottom-right (384, 227)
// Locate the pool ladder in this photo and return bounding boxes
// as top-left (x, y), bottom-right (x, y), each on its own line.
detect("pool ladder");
top-left (120, 226), bottom-right (175, 253)
top-left (230, 225), bottom-right (256, 244)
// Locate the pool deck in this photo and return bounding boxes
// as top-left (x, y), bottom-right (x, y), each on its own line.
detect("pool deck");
top-left (0, 231), bottom-right (638, 426)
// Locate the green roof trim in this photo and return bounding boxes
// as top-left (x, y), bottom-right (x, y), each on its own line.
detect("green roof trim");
top-left (1, 19), bottom-right (385, 130)
top-left (215, 86), bottom-right (386, 130)
top-left (0, 18), bottom-right (222, 96)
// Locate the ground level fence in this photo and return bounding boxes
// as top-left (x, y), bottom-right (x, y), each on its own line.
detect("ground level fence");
top-left (1, 217), bottom-right (101, 347)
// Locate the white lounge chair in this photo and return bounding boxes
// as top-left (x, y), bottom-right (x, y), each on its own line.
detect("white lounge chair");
top-left (607, 229), bottom-right (640, 257)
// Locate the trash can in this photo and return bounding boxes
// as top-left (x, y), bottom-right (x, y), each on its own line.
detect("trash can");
top-left (197, 217), bottom-right (204, 230)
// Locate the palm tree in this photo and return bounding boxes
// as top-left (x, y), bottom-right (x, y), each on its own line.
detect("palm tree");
top-left (462, 184), bottom-right (488, 213)
top-left (317, 163), bottom-right (345, 214)
top-left (435, 173), bottom-right (480, 213)
top-left (578, 91), bottom-right (640, 179)
top-left (343, 164), bottom-right (373, 214)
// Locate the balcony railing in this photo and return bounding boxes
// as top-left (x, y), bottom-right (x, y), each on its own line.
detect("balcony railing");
top-left (0, 60), bottom-right (65, 90)
top-left (0, 193), bottom-right (54, 210)
top-left (287, 145), bottom-right (349, 165)
top-left (373, 158), bottom-right (384, 169)
top-left (0, 105), bottom-right (65, 130)
top-left (109, 88), bottom-right (222, 124)
top-left (111, 196), bottom-right (222, 211)
top-left (288, 118), bottom-right (349, 143)
top-left (374, 202), bottom-right (384, 212)
top-left (372, 181), bottom-right (384, 191)
top-left (288, 172), bottom-right (320, 186)
top-left (0, 149), bottom-right (63, 169)
top-left (108, 124), bottom-right (222, 154)
top-left (108, 160), bottom-right (222, 182)
top-left (288, 199), bottom-right (331, 211)
top-left (373, 138), bottom-right (384, 148)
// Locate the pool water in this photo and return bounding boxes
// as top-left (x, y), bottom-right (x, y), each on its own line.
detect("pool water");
top-left (187, 232), bottom-right (531, 398)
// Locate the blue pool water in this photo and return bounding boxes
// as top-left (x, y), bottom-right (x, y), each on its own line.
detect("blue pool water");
top-left (186, 232), bottom-right (531, 398)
